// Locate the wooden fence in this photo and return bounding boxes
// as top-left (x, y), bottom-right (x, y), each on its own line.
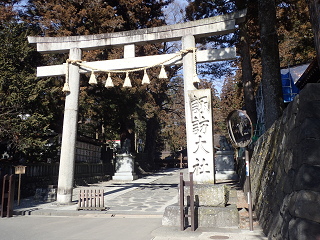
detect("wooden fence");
top-left (0, 162), bottom-right (110, 178)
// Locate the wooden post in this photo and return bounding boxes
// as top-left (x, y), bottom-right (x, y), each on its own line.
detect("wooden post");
top-left (179, 172), bottom-right (195, 231)
top-left (15, 165), bottom-right (26, 206)
top-left (1, 174), bottom-right (15, 218)
top-left (246, 147), bottom-right (253, 231)
top-left (180, 172), bottom-right (184, 231)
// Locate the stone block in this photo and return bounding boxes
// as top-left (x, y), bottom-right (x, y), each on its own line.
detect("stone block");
top-left (112, 154), bottom-right (138, 181)
top-left (283, 169), bottom-right (294, 194)
top-left (294, 164), bottom-right (320, 192)
top-left (297, 118), bottom-right (320, 142)
top-left (297, 101), bottom-right (320, 123)
top-left (45, 185), bottom-right (57, 202)
top-left (288, 218), bottom-right (320, 240)
top-left (268, 193), bottom-right (294, 240)
top-left (289, 190), bottom-right (320, 224)
top-left (180, 184), bottom-right (229, 207)
top-left (286, 93), bottom-right (299, 118)
top-left (299, 83), bottom-right (320, 102)
top-left (215, 151), bottom-right (238, 180)
top-left (287, 125), bottom-right (299, 147)
top-left (162, 204), bottom-right (180, 226)
top-left (281, 105), bottom-right (289, 125)
top-left (115, 154), bottom-right (135, 173)
top-left (112, 172), bottom-right (138, 181)
top-left (162, 204), bottom-right (239, 228)
top-left (268, 211), bottom-right (291, 240)
top-left (215, 151), bottom-right (235, 171)
top-left (215, 171), bottom-right (238, 180)
top-left (292, 139), bottom-right (320, 169)
top-left (34, 188), bottom-right (47, 201)
top-left (286, 113), bottom-right (297, 133)
top-left (283, 149), bottom-right (293, 174)
top-left (198, 205), bottom-right (239, 228)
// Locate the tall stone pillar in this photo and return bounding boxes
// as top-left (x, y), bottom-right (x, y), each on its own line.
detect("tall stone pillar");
top-left (182, 35), bottom-right (197, 95)
top-left (182, 35), bottom-right (215, 183)
top-left (57, 48), bottom-right (82, 203)
top-left (182, 35), bottom-right (197, 180)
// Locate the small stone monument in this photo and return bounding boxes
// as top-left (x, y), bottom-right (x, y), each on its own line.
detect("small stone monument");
top-left (162, 178), bottom-right (239, 228)
top-left (112, 138), bottom-right (138, 181)
top-left (215, 136), bottom-right (238, 180)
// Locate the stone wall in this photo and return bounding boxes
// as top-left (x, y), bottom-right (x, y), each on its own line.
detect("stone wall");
top-left (250, 84), bottom-right (320, 239)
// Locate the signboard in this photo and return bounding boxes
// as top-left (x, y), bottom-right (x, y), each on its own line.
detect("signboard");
top-left (15, 165), bottom-right (26, 175)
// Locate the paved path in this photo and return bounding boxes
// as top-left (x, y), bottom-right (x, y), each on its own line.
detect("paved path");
top-left (1, 168), bottom-right (268, 239)
top-left (14, 168), bottom-right (187, 215)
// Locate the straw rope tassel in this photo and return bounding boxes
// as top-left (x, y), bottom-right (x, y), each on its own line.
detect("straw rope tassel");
top-left (142, 69), bottom-right (150, 85)
top-left (158, 65), bottom-right (167, 79)
top-left (63, 48), bottom-right (197, 91)
top-left (105, 73), bottom-right (114, 88)
top-left (123, 72), bottom-right (132, 88)
top-left (89, 71), bottom-right (97, 85)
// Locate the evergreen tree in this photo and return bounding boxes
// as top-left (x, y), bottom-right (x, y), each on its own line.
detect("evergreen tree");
top-left (185, 0), bottom-right (316, 130)
top-left (219, 74), bottom-right (243, 134)
top-left (23, 0), bottom-right (173, 162)
top-left (277, 0), bottom-right (316, 66)
top-left (305, 0), bottom-right (320, 68)
top-left (159, 76), bottom-right (186, 153)
top-left (0, 7), bottom-right (57, 162)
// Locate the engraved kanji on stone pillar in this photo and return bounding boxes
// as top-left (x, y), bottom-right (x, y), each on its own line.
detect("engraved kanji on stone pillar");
top-left (188, 89), bottom-right (215, 183)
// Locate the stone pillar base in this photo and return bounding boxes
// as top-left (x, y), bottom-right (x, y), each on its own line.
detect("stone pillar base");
top-left (112, 172), bottom-right (138, 181)
top-left (215, 150), bottom-right (238, 180)
top-left (162, 204), bottom-right (239, 228)
top-left (215, 171), bottom-right (238, 180)
top-left (112, 153), bottom-right (138, 181)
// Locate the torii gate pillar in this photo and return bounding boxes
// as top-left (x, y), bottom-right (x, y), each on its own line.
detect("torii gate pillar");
top-left (182, 35), bottom-right (197, 92)
top-left (57, 48), bottom-right (82, 203)
top-left (28, 9), bottom-right (246, 203)
top-left (183, 36), bottom-right (215, 183)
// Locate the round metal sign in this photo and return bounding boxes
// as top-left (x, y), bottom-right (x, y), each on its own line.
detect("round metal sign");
top-left (227, 110), bottom-right (253, 148)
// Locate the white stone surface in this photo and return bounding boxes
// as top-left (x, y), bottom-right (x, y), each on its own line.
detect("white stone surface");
top-left (36, 48), bottom-right (236, 78)
top-left (57, 48), bottom-right (81, 203)
top-left (124, 44), bottom-right (135, 58)
top-left (112, 154), bottom-right (138, 181)
top-left (28, 10), bottom-right (246, 53)
top-left (187, 89), bottom-right (215, 183)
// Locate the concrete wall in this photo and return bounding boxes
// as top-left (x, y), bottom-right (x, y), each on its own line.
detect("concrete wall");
top-left (250, 84), bottom-right (320, 239)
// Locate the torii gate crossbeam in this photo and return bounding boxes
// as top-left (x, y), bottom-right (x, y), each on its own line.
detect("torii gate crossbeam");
top-left (28, 9), bottom-right (246, 204)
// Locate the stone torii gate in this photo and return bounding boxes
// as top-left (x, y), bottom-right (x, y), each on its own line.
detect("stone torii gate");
top-left (28, 10), bottom-right (246, 204)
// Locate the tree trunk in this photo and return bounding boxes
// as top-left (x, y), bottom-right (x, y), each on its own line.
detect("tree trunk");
top-left (240, 22), bottom-right (257, 125)
top-left (120, 118), bottom-right (135, 153)
top-left (235, 0), bottom-right (257, 125)
top-left (144, 116), bottom-right (159, 166)
top-left (306, 0), bottom-right (320, 69)
top-left (258, 0), bottom-right (284, 130)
